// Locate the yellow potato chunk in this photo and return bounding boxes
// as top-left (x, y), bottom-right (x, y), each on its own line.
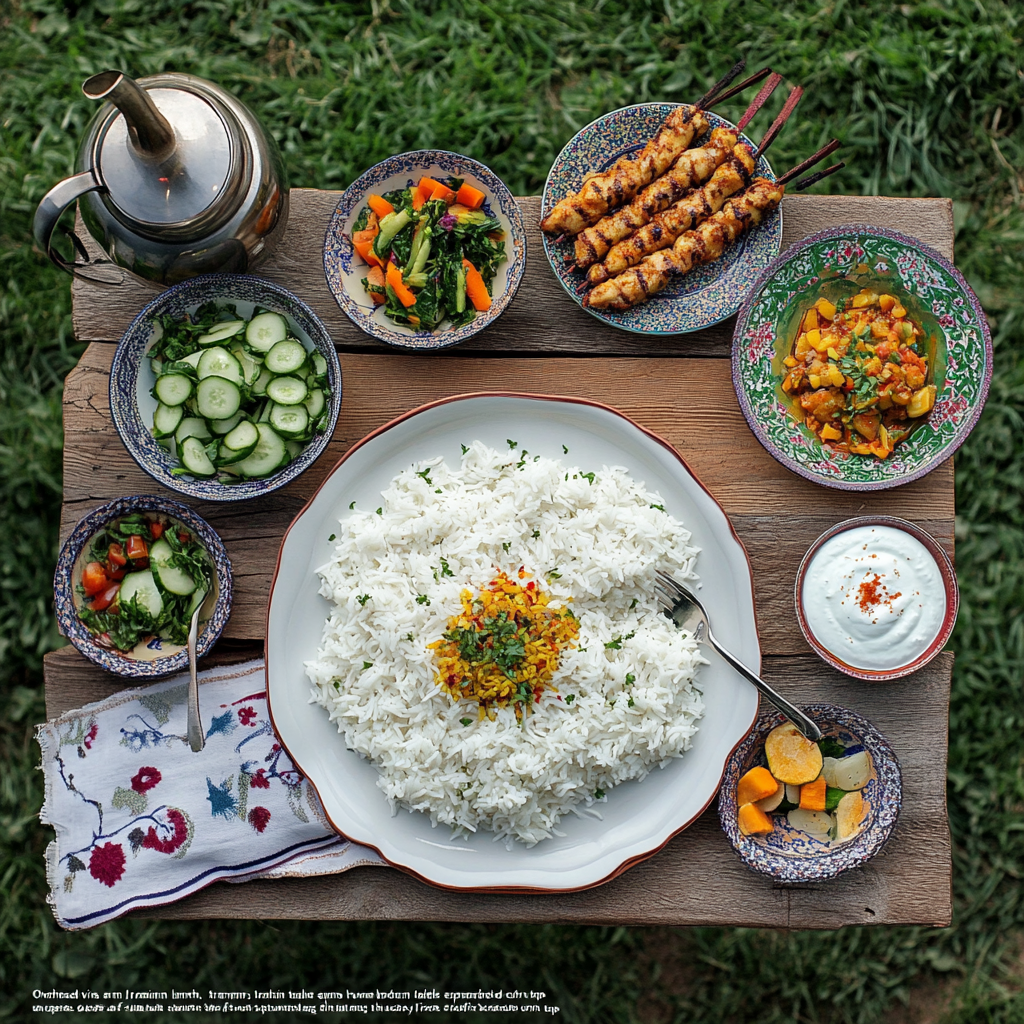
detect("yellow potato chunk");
top-left (878, 293), bottom-right (896, 312)
top-left (737, 766), bottom-right (779, 806)
top-left (907, 384), bottom-right (937, 418)
top-left (738, 802), bottom-right (774, 836)
top-left (802, 308), bottom-right (819, 332)
top-left (815, 297), bottom-right (837, 320)
top-left (764, 723), bottom-right (823, 785)
top-left (835, 790), bottom-right (866, 841)
top-left (820, 423), bottom-right (843, 441)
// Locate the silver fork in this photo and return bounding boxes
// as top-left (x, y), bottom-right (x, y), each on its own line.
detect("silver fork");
top-left (654, 570), bottom-right (822, 741)
top-left (186, 598), bottom-right (205, 752)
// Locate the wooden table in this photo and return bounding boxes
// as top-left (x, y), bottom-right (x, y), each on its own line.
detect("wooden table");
top-left (46, 191), bottom-right (956, 928)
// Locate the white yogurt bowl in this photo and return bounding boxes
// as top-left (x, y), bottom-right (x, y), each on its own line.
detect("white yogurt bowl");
top-left (795, 516), bottom-right (958, 681)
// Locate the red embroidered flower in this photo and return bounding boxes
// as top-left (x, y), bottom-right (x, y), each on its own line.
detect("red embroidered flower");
top-left (84, 723), bottom-right (98, 750)
top-left (238, 706), bottom-right (258, 726)
top-left (131, 767), bottom-right (162, 793)
top-left (89, 842), bottom-right (126, 887)
top-left (249, 769), bottom-right (271, 789)
top-left (248, 806), bottom-right (271, 833)
top-left (141, 808), bottom-right (188, 854)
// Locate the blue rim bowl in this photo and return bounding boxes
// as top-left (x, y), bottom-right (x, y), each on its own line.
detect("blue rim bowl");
top-left (540, 103), bottom-right (780, 335)
top-left (718, 703), bottom-right (901, 883)
top-left (323, 149), bottom-right (526, 350)
top-left (110, 274), bottom-right (342, 502)
top-left (54, 495), bottom-right (233, 678)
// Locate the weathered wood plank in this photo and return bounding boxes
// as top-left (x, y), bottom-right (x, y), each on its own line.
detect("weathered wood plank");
top-left (59, 344), bottom-right (954, 652)
top-left (42, 645), bottom-right (952, 928)
top-left (71, 193), bottom-right (953, 357)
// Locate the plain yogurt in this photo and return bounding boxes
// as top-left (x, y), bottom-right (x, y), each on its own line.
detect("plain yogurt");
top-left (801, 524), bottom-right (946, 671)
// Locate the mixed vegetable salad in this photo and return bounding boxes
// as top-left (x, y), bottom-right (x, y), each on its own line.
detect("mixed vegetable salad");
top-left (77, 514), bottom-right (212, 653)
top-left (352, 176), bottom-right (507, 330)
top-left (147, 304), bottom-right (331, 481)
top-left (736, 724), bottom-right (872, 844)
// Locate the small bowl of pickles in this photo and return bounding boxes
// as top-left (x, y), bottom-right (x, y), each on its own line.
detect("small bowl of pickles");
top-left (718, 703), bottom-right (901, 882)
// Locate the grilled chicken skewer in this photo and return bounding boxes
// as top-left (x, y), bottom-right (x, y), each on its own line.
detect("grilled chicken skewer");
top-left (585, 142), bottom-right (756, 287)
top-left (539, 61), bottom-right (763, 238)
top-left (584, 147), bottom-right (844, 311)
top-left (584, 179), bottom-right (785, 310)
top-left (584, 86), bottom-right (813, 286)
top-left (572, 73), bottom-right (783, 269)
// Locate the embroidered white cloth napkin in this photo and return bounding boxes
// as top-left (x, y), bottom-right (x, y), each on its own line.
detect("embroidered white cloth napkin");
top-left (38, 658), bottom-right (383, 930)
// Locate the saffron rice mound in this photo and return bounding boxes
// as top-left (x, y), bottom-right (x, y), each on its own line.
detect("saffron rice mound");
top-left (305, 440), bottom-right (705, 845)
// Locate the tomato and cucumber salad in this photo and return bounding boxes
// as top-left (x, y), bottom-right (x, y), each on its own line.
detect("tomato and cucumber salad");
top-left (78, 514), bottom-right (213, 652)
top-left (353, 176), bottom-right (507, 331)
top-left (147, 303), bottom-right (332, 481)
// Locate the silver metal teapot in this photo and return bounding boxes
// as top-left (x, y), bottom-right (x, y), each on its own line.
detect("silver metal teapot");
top-left (33, 71), bottom-right (288, 286)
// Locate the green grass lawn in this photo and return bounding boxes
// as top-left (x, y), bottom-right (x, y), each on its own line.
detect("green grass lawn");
top-left (2, 1), bottom-right (1023, 1020)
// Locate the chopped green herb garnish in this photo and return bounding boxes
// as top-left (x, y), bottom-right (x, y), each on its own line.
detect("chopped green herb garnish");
top-left (460, 718), bottom-right (473, 727)
top-left (650, 504), bottom-right (665, 511)
top-left (439, 558), bottom-right (454, 578)
top-left (507, 439), bottom-right (518, 449)
top-left (629, 598), bottom-right (637, 609)
top-left (594, 789), bottom-right (605, 799)
top-left (625, 673), bottom-right (636, 686)
top-left (502, 542), bottom-right (511, 553)
top-left (581, 472), bottom-right (595, 485)
top-left (565, 694), bottom-right (575, 704)
top-left (547, 568), bottom-right (562, 579)
top-left (376, 507), bottom-right (383, 515)
top-left (461, 444), bottom-right (468, 454)
top-left (417, 468), bottom-right (433, 484)
top-left (349, 501), bottom-right (356, 509)
top-left (404, 633), bottom-right (415, 641)
top-left (435, 488), bottom-right (442, 493)
top-left (329, 533), bottom-right (336, 541)
top-left (627, 697), bottom-right (635, 707)
top-left (357, 594), bottom-right (371, 606)
top-left (532, 529), bottom-right (540, 538)
top-left (362, 661), bottom-right (373, 670)
top-left (604, 630), bottom-right (636, 650)
top-left (562, 445), bottom-right (568, 453)
top-left (416, 594), bottom-right (430, 605)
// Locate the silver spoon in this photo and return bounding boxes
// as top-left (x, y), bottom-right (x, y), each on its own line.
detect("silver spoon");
top-left (654, 570), bottom-right (822, 741)
top-left (186, 594), bottom-right (206, 752)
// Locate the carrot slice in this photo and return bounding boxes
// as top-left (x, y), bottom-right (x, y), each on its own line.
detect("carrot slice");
top-left (429, 182), bottom-right (457, 204)
top-left (456, 183), bottom-right (486, 209)
top-left (418, 176), bottom-right (446, 194)
top-left (799, 776), bottom-right (827, 812)
top-left (411, 186), bottom-right (428, 212)
top-left (367, 193), bottom-right (394, 218)
top-left (365, 265), bottom-right (386, 305)
top-left (386, 262), bottom-right (417, 308)
top-left (737, 766), bottom-right (778, 806)
top-left (737, 802), bottom-right (774, 836)
top-left (352, 237), bottom-right (383, 268)
top-left (462, 258), bottom-right (491, 312)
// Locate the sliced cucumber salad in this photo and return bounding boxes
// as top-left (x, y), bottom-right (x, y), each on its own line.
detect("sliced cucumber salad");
top-left (147, 304), bottom-right (332, 482)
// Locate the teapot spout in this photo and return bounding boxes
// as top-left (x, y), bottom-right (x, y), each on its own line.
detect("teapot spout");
top-left (83, 71), bottom-right (175, 162)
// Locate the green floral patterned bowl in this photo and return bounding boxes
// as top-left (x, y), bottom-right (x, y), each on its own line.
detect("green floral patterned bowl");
top-left (732, 225), bottom-right (992, 490)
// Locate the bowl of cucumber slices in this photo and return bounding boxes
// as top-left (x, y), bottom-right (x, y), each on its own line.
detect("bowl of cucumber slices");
top-left (110, 274), bottom-right (342, 501)
top-left (54, 495), bottom-right (233, 678)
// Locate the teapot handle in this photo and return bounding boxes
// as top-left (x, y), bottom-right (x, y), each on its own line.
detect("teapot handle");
top-left (33, 170), bottom-right (119, 281)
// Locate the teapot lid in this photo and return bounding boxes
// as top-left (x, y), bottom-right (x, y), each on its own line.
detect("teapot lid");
top-left (90, 80), bottom-right (248, 240)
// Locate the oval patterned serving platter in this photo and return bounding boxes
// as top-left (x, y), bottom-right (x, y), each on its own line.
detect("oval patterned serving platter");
top-left (718, 703), bottom-right (901, 883)
top-left (732, 224), bottom-right (992, 490)
top-left (541, 102), bottom-right (780, 335)
top-left (324, 149), bottom-right (526, 350)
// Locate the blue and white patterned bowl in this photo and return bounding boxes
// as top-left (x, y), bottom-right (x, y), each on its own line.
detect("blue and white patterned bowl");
top-left (323, 150), bottom-right (526, 349)
top-left (54, 496), bottom-right (233, 678)
top-left (541, 103), bottom-right (780, 335)
top-left (718, 703), bottom-right (901, 883)
top-left (110, 274), bottom-right (342, 502)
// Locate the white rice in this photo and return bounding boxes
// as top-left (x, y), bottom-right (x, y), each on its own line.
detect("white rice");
top-left (305, 440), bottom-right (705, 845)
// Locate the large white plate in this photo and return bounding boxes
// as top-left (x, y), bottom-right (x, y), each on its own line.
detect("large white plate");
top-left (266, 394), bottom-right (760, 892)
